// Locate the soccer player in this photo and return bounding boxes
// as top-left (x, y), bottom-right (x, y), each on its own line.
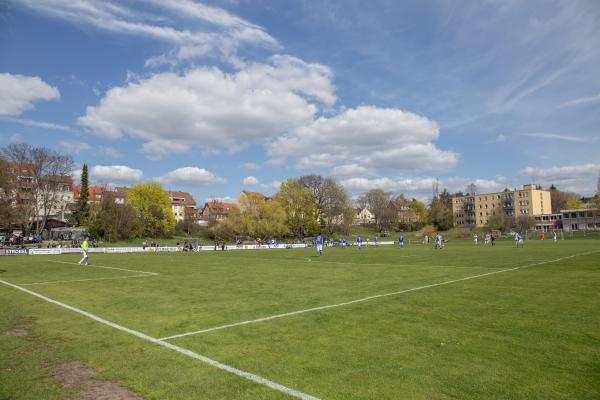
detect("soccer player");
top-left (399, 235), bottom-right (405, 248)
top-left (78, 237), bottom-right (90, 266)
top-left (316, 234), bottom-right (324, 256)
top-left (553, 231), bottom-right (557, 242)
top-left (357, 236), bottom-right (363, 249)
top-left (515, 232), bottom-right (524, 248)
top-left (473, 233), bottom-right (478, 245)
top-left (374, 235), bottom-right (379, 246)
top-left (540, 231), bottom-right (545, 241)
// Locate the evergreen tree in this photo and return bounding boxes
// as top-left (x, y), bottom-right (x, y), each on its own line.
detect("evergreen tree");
top-left (428, 188), bottom-right (454, 230)
top-left (72, 164), bottom-right (90, 226)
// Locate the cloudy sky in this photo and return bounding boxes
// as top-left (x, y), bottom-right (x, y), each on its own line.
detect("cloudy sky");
top-left (1, 0), bottom-right (599, 203)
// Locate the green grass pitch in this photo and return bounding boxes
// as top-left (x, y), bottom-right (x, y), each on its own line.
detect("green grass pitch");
top-left (1, 239), bottom-right (599, 399)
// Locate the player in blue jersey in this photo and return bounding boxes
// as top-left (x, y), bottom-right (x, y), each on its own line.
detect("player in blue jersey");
top-left (316, 234), bottom-right (324, 256)
top-left (515, 233), bottom-right (524, 248)
top-left (374, 235), bottom-right (379, 246)
top-left (399, 235), bottom-right (404, 248)
top-left (434, 233), bottom-right (442, 249)
top-left (357, 236), bottom-right (363, 249)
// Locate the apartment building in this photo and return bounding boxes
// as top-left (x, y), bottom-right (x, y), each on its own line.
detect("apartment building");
top-left (166, 191), bottom-right (197, 222)
top-left (533, 213), bottom-right (563, 231)
top-left (38, 175), bottom-right (73, 221)
top-left (3, 162), bottom-right (73, 221)
top-left (199, 200), bottom-right (236, 224)
top-left (72, 184), bottom-right (107, 205)
top-left (453, 184), bottom-right (552, 228)
top-left (561, 208), bottom-right (600, 232)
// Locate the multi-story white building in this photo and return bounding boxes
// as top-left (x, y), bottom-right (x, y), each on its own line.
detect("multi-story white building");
top-left (37, 175), bottom-right (73, 221)
top-left (166, 191), bottom-right (197, 222)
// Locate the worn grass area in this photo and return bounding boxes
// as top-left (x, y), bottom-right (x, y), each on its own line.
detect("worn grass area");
top-left (1, 239), bottom-right (599, 399)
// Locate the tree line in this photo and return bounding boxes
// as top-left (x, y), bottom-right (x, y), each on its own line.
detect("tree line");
top-left (75, 166), bottom-right (176, 241)
top-left (214, 176), bottom-right (433, 240)
top-left (2, 143), bottom-right (599, 242)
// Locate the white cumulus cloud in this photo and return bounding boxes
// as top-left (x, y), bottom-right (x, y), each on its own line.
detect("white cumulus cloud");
top-left (58, 140), bottom-right (91, 154)
top-left (242, 162), bottom-right (260, 170)
top-left (156, 166), bottom-right (225, 186)
top-left (205, 196), bottom-right (235, 204)
top-left (520, 163), bottom-right (600, 194)
top-left (91, 165), bottom-right (143, 184)
top-left (243, 176), bottom-right (259, 185)
top-left (331, 164), bottom-right (373, 177)
top-left (79, 57), bottom-right (334, 158)
top-left (0, 73), bottom-right (60, 116)
top-left (267, 106), bottom-right (457, 173)
top-left (340, 176), bottom-right (506, 199)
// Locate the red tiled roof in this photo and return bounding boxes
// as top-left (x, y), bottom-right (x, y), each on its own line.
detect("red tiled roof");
top-left (167, 190), bottom-right (197, 207)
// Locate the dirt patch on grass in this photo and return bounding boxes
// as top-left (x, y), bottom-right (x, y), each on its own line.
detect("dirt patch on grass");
top-left (2, 316), bottom-right (32, 337)
top-left (54, 361), bottom-right (144, 400)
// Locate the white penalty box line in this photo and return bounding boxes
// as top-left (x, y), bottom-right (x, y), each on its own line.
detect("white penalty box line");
top-left (19, 274), bottom-right (156, 286)
top-left (47, 259), bottom-right (158, 276)
top-left (159, 250), bottom-right (600, 341)
top-left (19, 259), bottom-right (160, 286)
top-left (0, 279), bottom-right (320, 400)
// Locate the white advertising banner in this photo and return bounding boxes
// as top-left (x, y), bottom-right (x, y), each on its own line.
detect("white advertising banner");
top-left (28, 248), bottom-right (62, 255)
top-left (26, 243), bottom-right (309, 255)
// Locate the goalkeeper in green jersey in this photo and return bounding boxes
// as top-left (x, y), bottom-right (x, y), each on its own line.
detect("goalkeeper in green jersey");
top-left (78, 237), bottom-right (90, 266)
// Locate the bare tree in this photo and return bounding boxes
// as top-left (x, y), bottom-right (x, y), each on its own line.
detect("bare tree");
top-left (297, 175), bottom-right (352, 233)
top-left (596, 174), bottom-right (600, 208)
top-left (515, 215), bottom-right (535, 233)
top-left (432, 178), bottom-right (439, 199)
top-left (465, 183), bottom-right (478, 195)
top-left (0, 156), bottom-right (18, 230)
top-left (2, 143), bottom-right (74, 235)
top-left (358, 188), bottom-right (395, 231)
top-left (297, 175), bottom-right (328, 212)
top-left (321, 179), bottom-right (351, 234)
top-left (548, 185), bottom-right (581, 213)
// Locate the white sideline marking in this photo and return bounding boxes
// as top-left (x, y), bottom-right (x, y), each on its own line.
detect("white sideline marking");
top-left (19, 274), bottom-right (155, 286)
top-left (159, 250), bottom-right (600, 341)
top-left (47, 259), bottom-right (158, 276)
top-left (307, 259), bottom-right (461, 268)
top-left (0, 279), bottom-right (320, 400)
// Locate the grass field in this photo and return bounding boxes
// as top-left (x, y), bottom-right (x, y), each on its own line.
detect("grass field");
top-left (1, 239), bottom-right (599, 399)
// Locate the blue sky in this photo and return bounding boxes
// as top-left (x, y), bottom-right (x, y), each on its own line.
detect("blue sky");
top-left (1, 0), bottom-right (599, 204)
